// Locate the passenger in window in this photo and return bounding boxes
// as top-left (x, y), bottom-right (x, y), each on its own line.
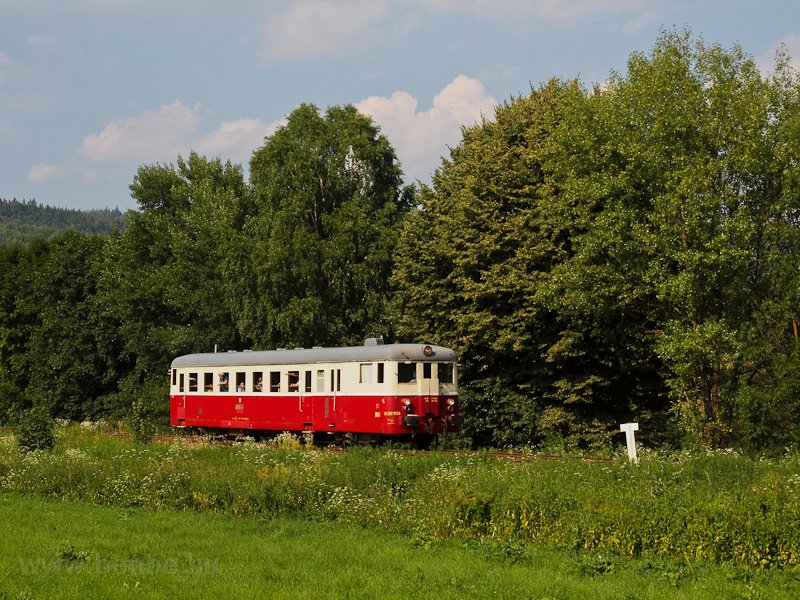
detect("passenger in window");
top-left (288, 372), bottom-right (299, 391)
top-left (219, 372), bottom-right (229, 392)
top-left (237, 382), bottom-right (245, 392)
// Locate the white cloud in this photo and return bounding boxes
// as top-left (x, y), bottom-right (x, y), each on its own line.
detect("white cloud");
top-left (28, 163), bottom-right (62, 183)
top-left (196, 116), bottom-right (286, 163)
top-left (262, 0), bottom-right (390, 61)
top-left (356, 74), bottom-right (496, 182)
top-left (432, 74), bottom-right (495, 125)
top-left (81, 99), bottom-right (201, 163)
top-left (36, 74), bottom-right (495, 194)
top-left (32, 100), bottom-right (283, 191)
top-left (260, 0), bottom-right (647, 62)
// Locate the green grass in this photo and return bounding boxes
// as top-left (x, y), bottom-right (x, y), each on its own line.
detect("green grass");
top-left (2, 492), bottom-right (798, 599)
top-left (2, 425), bottom-right (800, 570)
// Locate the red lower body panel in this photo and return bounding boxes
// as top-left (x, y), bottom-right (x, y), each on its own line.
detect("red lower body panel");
top-left (170, 393), bottom-right (461, 436)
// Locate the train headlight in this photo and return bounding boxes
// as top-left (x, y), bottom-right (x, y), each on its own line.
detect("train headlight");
top-left (447, 398), bottom-right (455, 406)
top-left (423, 345), bottom-right (433, 356)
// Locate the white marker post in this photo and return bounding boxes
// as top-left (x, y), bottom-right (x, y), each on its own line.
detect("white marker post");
top-left (620, 422), bottom-right (639, 463)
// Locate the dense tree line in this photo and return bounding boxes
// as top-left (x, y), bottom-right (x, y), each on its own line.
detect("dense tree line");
top-left (0, 106), bottom-right (408, 425)
top-left (2, 31), bottom-right (799, 451)
top-left (393, 31), bottom-right (800, 450)
top-left (0, 198), bottom-right (126, 246)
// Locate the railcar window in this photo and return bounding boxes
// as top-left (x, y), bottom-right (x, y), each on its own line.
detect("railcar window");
top-left (218, 372), bottom-right (229, 392)
top-left (270, 371), bottom-right (280, 392)
top-left (288, 371), bottom-right (299, 392)
top-left (305, 371), bottom-right (312, 393)
top-left (336, 369), bottom-right (341, 392)
top-left (236, 372), bottom-right (246, 392)
top-left (398, 362), bottom-right (416, 384)
top-left (172, 369), bottom-right (177, 386)
top-left (423, 363), bottom-right (432, 379)
top-left (439, 363), bottom-right (454, 384)
top-left (179, 373), bottom-right (185, 392)
top-left (359, 363), bottom-right (373, 384)
top-left (204, 373), bottom-right (213, 392)
top-left (189, 373), bottom-right (198, 392)
top-left (254, 372), bottom-right (263, 392)
top-left (377, 363), bottom-right (384, 384)
top-left (317, 370), bottom-right (325, 392)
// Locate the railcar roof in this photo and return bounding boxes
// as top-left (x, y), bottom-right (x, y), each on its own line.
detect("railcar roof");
top-left (171, 343), bottom-right (456, 368)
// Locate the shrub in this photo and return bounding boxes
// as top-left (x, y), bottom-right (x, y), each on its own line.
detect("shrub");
top-left (0, 382), bottom-right (19, 426)
top-left (128, 397), bottom-right (154, 445)
top-left (15, 405), bottom-right (55, 452)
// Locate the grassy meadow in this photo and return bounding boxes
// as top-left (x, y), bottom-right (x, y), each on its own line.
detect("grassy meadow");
top-left (1, 423), bottom-right (800, 597)
top-left (2, 492), bottom-right (799, 599)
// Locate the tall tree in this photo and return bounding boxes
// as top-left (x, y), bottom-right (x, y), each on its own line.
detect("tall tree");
top-left (722, 46), bottom-right (800, 449)
top-left (390, 80), bottom-right (640, 448)
top-left (97, 152), bottom-right (248, 416)
top-left (546, 30), bottom-right (800, 448)
top-left (22, 231), bottom-right (115, 420)
top-left (234, 103), bottom-right (411, 348)
top-left (0, 241), bottom-right (47, 423)
top-left (0, 233), bottom-right (115, 421)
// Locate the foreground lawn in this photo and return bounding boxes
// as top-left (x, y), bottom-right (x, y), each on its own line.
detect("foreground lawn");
top-left (4, 426), bottom-right (800, 570)
top-left (1, 492), bottom-right (799, 599)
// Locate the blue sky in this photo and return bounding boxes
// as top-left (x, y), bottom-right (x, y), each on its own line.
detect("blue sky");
top-left (2, 0), bottom-right (800, 211)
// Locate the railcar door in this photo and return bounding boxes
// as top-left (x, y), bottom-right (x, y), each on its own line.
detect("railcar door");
top-left (266, 370), bottom-right (301, 430)
top-left (309, 368), bottom-right (337, 434)
top-left (419, 362), bottom-right (439, 415)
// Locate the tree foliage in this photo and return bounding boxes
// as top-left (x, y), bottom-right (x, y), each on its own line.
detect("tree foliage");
top-left (552, 31), bottom-right (800, 449)
top-left (1, 108), bottom-right (409, 425)
top-left (234, 103), bottom-right (412, 348)
top-left (22, 231), bottom-right (117, 419)
top-left (392, 80), bottom-right (583, 447)
top-left (3, 33), bottom-right (800, 451)
top-left (392, 30), bottom-right (800, 450)
top-left (0, 232), bottom-right (116, 421)
top-left (96, 152), bottom-right (248, 416)
top-left (0, 198), bottom-right (125, 246)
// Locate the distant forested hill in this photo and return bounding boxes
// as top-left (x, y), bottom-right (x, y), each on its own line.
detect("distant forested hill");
top-left (0, 198), bottom-right (126, 246)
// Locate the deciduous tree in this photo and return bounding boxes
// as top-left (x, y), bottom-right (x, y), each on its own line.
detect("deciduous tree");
top-left (235, 103), bottom-right (411, 348)
top-left (97, 152), bottom-right (248, 416)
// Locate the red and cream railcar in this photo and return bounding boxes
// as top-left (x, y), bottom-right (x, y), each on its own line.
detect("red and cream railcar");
top-left (169, 339), bottom-right (462, 443)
